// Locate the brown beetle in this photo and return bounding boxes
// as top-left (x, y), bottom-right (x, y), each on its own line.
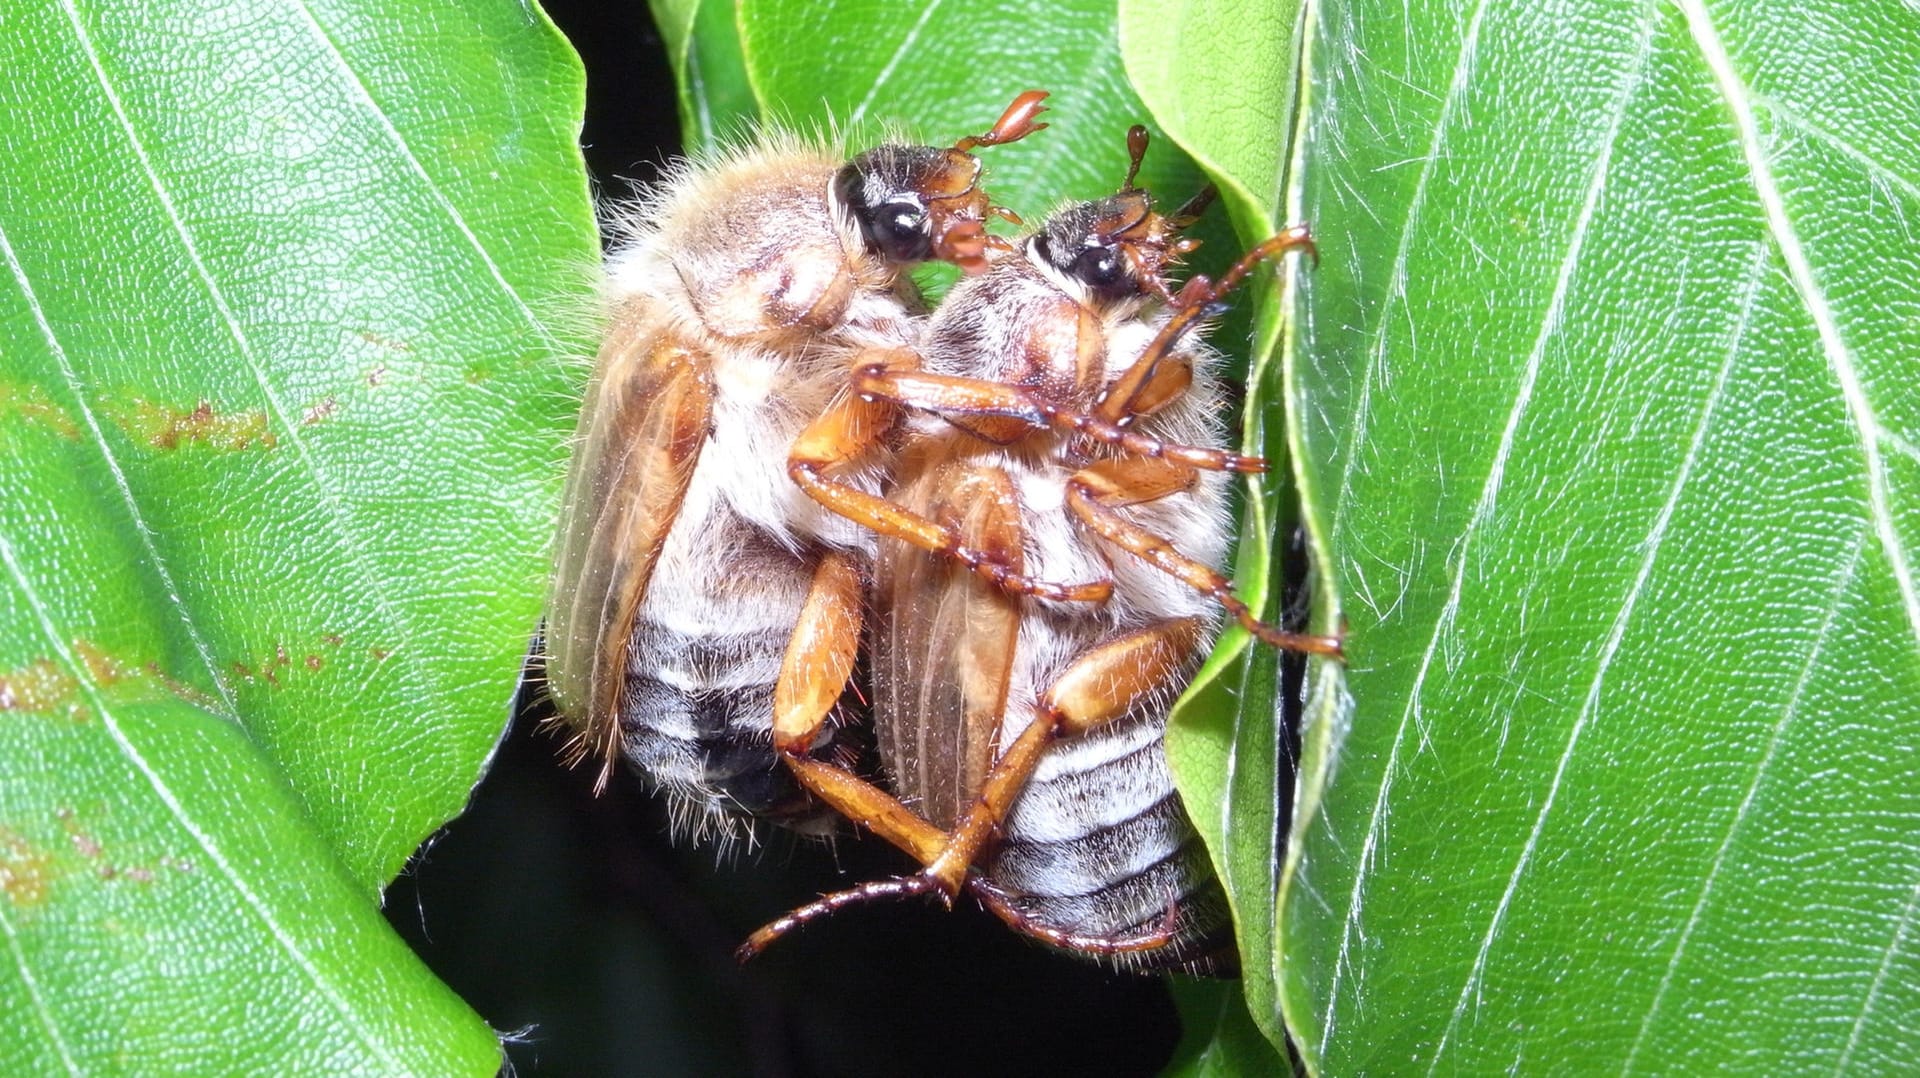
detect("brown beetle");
top-left (749, 129), bottom-right (1339, 971)
top-left (544, 93), bottom-right (1049, 846)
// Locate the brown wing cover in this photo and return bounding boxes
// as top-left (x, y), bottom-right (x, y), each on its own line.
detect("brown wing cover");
top-left (547, 300), bottom-right (715, 783)
top-left (872, 458), bottom-right (1022, 830)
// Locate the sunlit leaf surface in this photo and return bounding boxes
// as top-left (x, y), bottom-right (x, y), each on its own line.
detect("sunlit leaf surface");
top-left (1281, 0), bottom-right (1920, 1072)
top-left (1121, 0), bottom-right (1306, 1054)
top-left (0, 0), bottom-right (595, 1070)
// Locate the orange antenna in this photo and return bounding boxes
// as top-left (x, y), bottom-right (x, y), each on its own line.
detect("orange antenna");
top-left (956, 90), bottom-right (1050, 152)
top-left (1099, 224), bottom-right (1320, 423)
top-left (1122, 125), bottom-right (1150, 191)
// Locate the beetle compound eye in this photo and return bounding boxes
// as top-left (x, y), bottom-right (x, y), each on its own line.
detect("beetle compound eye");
top-left (834, 151), bottom-right (947, 266)
top-left (871, 199), bottom-right (934, 262)
top-left (1073, 245), bottom-right (1132, 301)
top-left (1075, 246), bottom-right (1121, 285)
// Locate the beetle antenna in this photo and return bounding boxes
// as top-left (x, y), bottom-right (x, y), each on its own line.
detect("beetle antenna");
top-left (1122, 125), bottom-right (1150, 191)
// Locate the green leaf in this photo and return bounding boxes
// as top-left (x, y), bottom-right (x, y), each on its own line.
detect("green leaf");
top-left (1121, 0), bottom-right (1308, 1057)
top-left (1281, 0), bottom-right (1920, 1073)
top-left (1165, 978), bottom-right (1291, 1077)
top-left (0, 0), bottom-right (595, 1070)
top-left (1119, 0), bottom-right (1300, 251)
top-left (650, 0), bottom-right (759, 151)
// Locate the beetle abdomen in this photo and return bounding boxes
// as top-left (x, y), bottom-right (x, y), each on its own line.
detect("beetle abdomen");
top-left (991, 713), bottom-right (1234, 974)
top-left (615, 514), bottom-right (862, 841)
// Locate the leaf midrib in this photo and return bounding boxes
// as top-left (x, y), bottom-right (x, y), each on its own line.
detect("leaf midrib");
top-left (1673, 0), bottom-right (1920, 659)
top-left (287, 0), bottom-right (563, 349)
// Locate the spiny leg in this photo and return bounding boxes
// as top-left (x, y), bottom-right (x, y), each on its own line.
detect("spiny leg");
top-left (851, 366), bottom-right (1267, 473)
top-left (1096, 224), bottom-right (1319, 426)
top-left (735, 870), bottom-right (1183, 963)
top-left (968, 875), bottom-right (1184, 959)
top-left (742, 619), bottom-right (1207, 961)
top-left (789, 363), bottom-right (1113, 604)
top-left (1066, 456), bottom-right (1342, 657)
top-left (741, 468), bottom-right (1028, 961)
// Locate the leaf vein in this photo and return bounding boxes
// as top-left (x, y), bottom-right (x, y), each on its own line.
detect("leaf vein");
top-left (0, 899), bottom-right (79, 1076)
top-left (1836, 875), bottom-right (1920, 1074)
top-left (1622, 523), bottom-right (1866, 1073)
top-left (0, 224), bottom-right (238, 719)
top-left (1325, 0), bottom-right (1491, 544)
top-left (1322, 1), bottom-right (1656, 1053)
top-left (1754, 93), bottom-right (1920, 209)
top-left (1318, 0), bottom-right (1500, 1044)
top-left (55, 0), bottom-right (438, 780)
top-left (284, 0), bottom-right (560, 347)
top-left (845, 0), bottom-right (947, 129)
top-left (1422, 14), bottom-right (1658, 1060)
top-left (1675, 0), bottom-right (1920, 656)
top-left (0, 525), bottom-right (405, 1073)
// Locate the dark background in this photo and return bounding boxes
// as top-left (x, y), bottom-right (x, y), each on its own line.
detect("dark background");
top-left (380, 5), bottom-right (1190, 1075)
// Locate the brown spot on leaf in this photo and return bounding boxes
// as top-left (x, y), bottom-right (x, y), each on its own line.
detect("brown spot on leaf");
top-left (120, 398), bottom-right (277, 451)
top-left (147, 662), bottom-right (218, 711)
top-left (0, 829), bottom-right (52, 908)
top-left (355, 330), bottom-right (413, 353)
top-left (0, 657), bottom-right (77, 713)
top-left (67, 828), bottom-right (102, 860)
top-left (230, 636), bottom-right (347, 688)
top-left (0, 381), bottom-right (80, 439)
top-left (73, 640), bottom-right (132, 686)
top-left (2, 642), bottom-right (184, 720)
top-left (301, 397), bottom-right (339, 426)
top-left (366, 364), bottom-right (388, 387)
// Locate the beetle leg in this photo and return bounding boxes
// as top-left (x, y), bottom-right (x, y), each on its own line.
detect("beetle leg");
top-left (854, 366), bottom-right (1266, 474)
top-left (740, 619), bottom-right (1205, 961)
top-left (1115, 355), bottom-right (1193, 420)
top-left (771, 550), bottom-right (949, 866)
top-left (789, 365), bottom-right (1114, 604)
top-left (968, 875), bottom-right (1184, 959)
top-left (921, 618), bottom-right (1207, 895)
top-left (1095, 224), bottom-right (1318, 425)
top-left (735, 870), bottom-right (1182, 964)
top-left (772, 550), bottom-right (863, 754)
top-left (1066, 457), bottom-right (1343, 657)
top-left (737, 876), bottom-right (948, 961)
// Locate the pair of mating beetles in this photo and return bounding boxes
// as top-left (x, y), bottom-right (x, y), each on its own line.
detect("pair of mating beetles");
top-left (543, 91), bottom-right (1338, 975)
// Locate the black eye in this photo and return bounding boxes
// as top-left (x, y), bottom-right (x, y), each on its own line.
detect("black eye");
top-left (833, 160), bottom-right (937, 265)
top-left (850, 196), bottom-right (931, 264)
top-left (1072, 245), bottom-right (1132, 300)
top-left (872, 200), bottom-right (932, 261)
